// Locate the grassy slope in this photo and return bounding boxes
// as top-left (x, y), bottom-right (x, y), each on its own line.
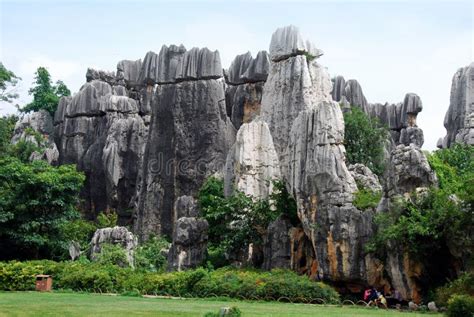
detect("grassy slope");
top-left (0, 292), bottom-right (439, 317)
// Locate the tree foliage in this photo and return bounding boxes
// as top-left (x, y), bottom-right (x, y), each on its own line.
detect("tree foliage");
top-left (0, 115), bottom-right (18, 157)
top-left (20, 67), bottom-right (71, 116)
top-left (0, 157), bottom-right (85, 259)
top-left (367, 144), bottom-right (474, 265)
top-left (0, 62), bottom-right (20, 103)
top-left (343, 106), bottom-right (389, 175)
top-left (198, 177), bottom-right (297, 266)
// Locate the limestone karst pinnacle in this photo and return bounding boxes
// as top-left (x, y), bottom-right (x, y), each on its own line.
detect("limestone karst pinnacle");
top-left (11, 25), bottom-right (455, 302)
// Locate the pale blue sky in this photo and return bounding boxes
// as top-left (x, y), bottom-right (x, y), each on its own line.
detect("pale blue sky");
top-left (1, 0), bottom-right (473, 149)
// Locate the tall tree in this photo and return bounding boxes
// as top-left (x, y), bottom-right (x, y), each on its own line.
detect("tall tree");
top-left (21, 67), bottom-right (71, 116)
top-left (0, 62), bottom-right (21, 104)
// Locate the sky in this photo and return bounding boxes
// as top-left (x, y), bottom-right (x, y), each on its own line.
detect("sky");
top-left (1, 0), bottom-right (473, 150)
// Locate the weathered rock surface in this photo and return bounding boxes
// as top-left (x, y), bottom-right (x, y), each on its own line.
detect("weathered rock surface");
top-left (134, 65), bottom-right (235, 239)
top-left (90, 226), bottom-right (138, 266)
top-left (224, 120), bottom-right (280, 199)
top-left (168, 217), bottom-right (208, 270)
top-left (225, 51), bottom-right (269, 129)
top-left (261, 53), bottom-right (332, 170)
top-left (331, 76), bottom-right (425, 147)
top-left (11, 110), bottom-right (59, 164)
top-left (441, 63), bottom-right (474, 147)
top-left (385, 144), bottom-right (437, 198)
top-left (139, 45), bottom-right (222, 85)
top-left (348, 163), bottom-right (382, 192)
top-left (54, 74), bottom-right (147, 221)
top-left (117, 59), bottom-right (142, 88)
top-left (262, 216), bottom-right (292, 270)
top-left (269, 25), bottom-right (323, 62)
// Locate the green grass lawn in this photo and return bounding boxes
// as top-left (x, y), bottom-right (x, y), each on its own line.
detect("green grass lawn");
top-left (0, 292), bottom-right (441, 317)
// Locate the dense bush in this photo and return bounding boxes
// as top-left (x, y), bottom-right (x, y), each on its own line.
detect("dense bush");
top-left (446, 294), bottom-right (474, 317)
top-left (134, 236), bottom-right (170, 272)
top-left (0, 261), bottom-right (340, 303)
top-left (0, 157), bottom-right (85, 259)
top-left (0, 115), bottom-right (17, 157)
top-left (435, 273), bottom-right (474, 306)
top-left (343, 106), bottom-right (389, 175)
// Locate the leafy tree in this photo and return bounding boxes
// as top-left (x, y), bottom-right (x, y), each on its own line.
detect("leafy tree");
top-left (0, 157), bottom-right (85, 259)
top-left (0, 115), bottom-right (18, 157)
top-left (0, 62), bottom-right (20, 103)
top-left (96, 210), bottom-right (118, 228)
top-left (343, 106), bottom-right (389, 175)
top-left (198, 177), bottom-right (297, 267)
top-left (21, 67), bottom-right (71, 116)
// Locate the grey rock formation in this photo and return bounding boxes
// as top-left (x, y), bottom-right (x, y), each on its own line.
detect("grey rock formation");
top-left (385, 144), bottom-right (437, 198)
top-left (134, 63), bottom-right (235, 239)
top-left (226, 52), bottom-right (253, 85)
top-left (173, 195), bottom-right (200, 225)
top-left (241, 50), bottom-right (270, 83)
top-left (225, 51), bottom-right (269, 129)
top-left (90, 226), bottom-right (138, 267)
top-left (441, 63), bottom-right (474, 147)
top-left (86, 68), bottom-right (117, 86)
top-left (261, 50), bottom-right (332, 170)
top-left (226, 83), bottom-right (264, 129)
top-left (54, 74), bottom-right (147, 221)
top-left (117, 59), bottom-right (142, 88)
top-left (168, 217), bottom-right (209, 270)
top-left (331, 76), bottom-right (425, 147)
top-left (269, 25), bottom-right (323, 62)
top-left (428, 301), bottom-right (438, 312)
top-left (224, 120), bottom-right (280, 199)
top-left (11, 110), bottom-right (59, 164)
top-left (348, 163), bottom-right (382, 192)
top-left (138, 45), bottom-right (222, 85)
top-left (263, 216), bottom-right (292, 270)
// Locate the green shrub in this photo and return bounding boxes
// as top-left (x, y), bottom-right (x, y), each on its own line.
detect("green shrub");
top-left (353, 188), bottom-right (382, 210)
top-left (436, 273), bottom-right (474, 306)
top-left (343, 106), bottom-right (389, 175)
top-left (134, 235), bottom-right (169, 272)
top-left (96, 211), bottom-right (118, 228)
top-left (96, 243), bottom-right (129, 268)
top-left (446, 294), bottom-right (474, 317)
top-left (0, 261), bottom-right (340, 303)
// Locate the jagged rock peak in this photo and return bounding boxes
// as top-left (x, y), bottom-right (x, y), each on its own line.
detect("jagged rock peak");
top-left (226, 52), bottom-right (253, 85)
top-left (227, 51), bottom-right (270, 85)
top-left (139, 45), bottom-right (223, 85)
top-left (86, 68), bottom-right (117, 85)
top-left (441, 62), bottom-right (474, 147)
top-left (269, 25), bottom-right (323, 62)
top-left (116, 59), bottom-right (142, 88)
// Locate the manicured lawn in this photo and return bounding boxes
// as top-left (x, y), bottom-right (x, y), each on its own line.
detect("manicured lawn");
top-left (0, 292), bottom-right (440, 317)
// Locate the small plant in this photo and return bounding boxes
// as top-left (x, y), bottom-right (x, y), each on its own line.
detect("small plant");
top-left (97, 210), bottom-right (118, 228)
top-left (353, 188), bottom-right (382, 210)
top-left (446, 294), bottom-right (474, 317)
top-left (134, 235), bottom-right (170, 272)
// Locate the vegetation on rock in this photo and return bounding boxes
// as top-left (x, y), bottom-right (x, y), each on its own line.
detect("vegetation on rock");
top-left (198, 177), bottom-right (297, 267)
top-left (343, 106), bottom-right (389, 175)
